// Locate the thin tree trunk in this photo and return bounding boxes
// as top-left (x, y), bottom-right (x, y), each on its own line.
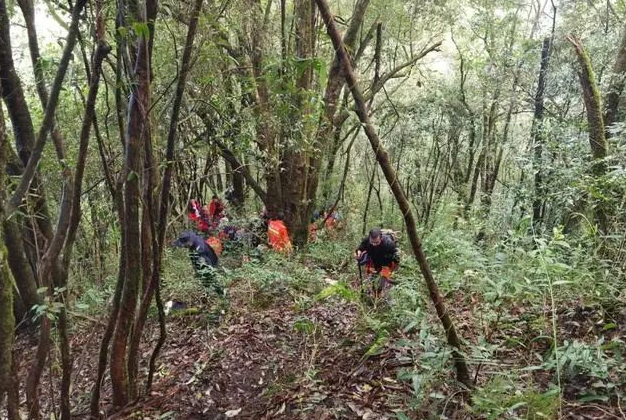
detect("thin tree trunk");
top-left (5, 1), bottom-right (90, 417)
top-left (362, 159), bottom-right (376, 236)
top-left (17, 0), bottom-right (69, 165)
top-left (7, 350), bottom-right (21, 420)
top-left (229, 159), bottom-right (245, 207)
top-left (212, 137), bottom-right (268, 203)
top-left (91, 7), bottom-right (126, 412)
top-left (0, 0), bottom-right (37, 165)
top-left (90, 184), bottom-right (125, 417)
top-left (56, 39), bottom-right (110, 420)
top-left (0, 0), bottom-right (55, 322)
top-left (466, 147), bottom-right (484, 217)
top-left (322, 123), bottom-right (358, 204)
top-left (3, 218), bottom-right (41, 317)
top-left (0, 80), bottom-right (16, 417)
top-left (131, 0), bottom-right (203, 397)
top-left (532, 37), bottom-right (551, 228)
top-left (25, 314), bottom-right (50, 419)
top-left (111, 7), bottom-right (152, 407)
top-left (5, 0), bottom-right (88, 217)
top-left (305, 0), bottom-right (370, 223)
top-left (215, 166), bottom-right (224, 192)
top-left (315, 0), bottom-right (472, 387)
top-left (604, 23), bottom-right (626, 133)
top-left (567, 35), bottom-right (610, 234)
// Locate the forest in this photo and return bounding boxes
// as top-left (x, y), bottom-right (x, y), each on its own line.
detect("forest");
top-left (0, 0), bottom-right (625, 419)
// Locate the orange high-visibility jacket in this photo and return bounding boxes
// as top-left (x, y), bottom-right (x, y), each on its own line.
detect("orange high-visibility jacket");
top-left (267, 220), bottom-right (292, 253)
top-left (205, 236), bottom-right (223, 255)
top-left (308, 223), bottom-right (317, 241)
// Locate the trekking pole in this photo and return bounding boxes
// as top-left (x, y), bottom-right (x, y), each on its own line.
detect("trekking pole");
top-left (357, 260), bottom-right (365, 299)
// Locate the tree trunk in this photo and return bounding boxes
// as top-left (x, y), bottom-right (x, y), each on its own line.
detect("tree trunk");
top-left (145, 32), bottom-right (168, 377)
top-left (111, 9), bottom-right (152, 407)
top-left (362, 163), bottom-right (375, 236)
top-left (316, 0), bottom-right (472, 387)
top-left (269, 0), bottom-right (316, 246)
top-left (215, 160), bottom-right (224, 192)
top-left (0, 0), bottom-right (54, 319)
top-left (532, 37), bottom-right (551, 228)
top-left (604, 23), bottom-right (626, 134)
top-left (0, 0), bottom-right (37, 165)
top-left (7, 350), bottom-right (21, 420)
top-left (6, 0), bottom-right (90, 417)
top-left (229, 159), bottom-right (245, 207)
top-left (17, 0), bottom-right (68, 167)
top-left (213, 137), bottom-right (268, 203)
top-left (91, 5), bottom-right (125, 410)
top-left (0, 79), bottom-right (16, 416)
top-left (466, 146), bottom-right (484, 217)
top-left (3, 218), bottom-right (41, 317)
top-left (130, 0), bottom-right (203, 398)
top-left (53, 39), bottom-right (109, 420)
top-left (5, 0), bottom-right (88, 217)
top-left (0, 247), bottom-right (15, 414)
top-left (567, 35), bottom-right (610, 234)
top-left (90, 188), bottom-right (125, 417)
top-left (305, 0), bottom-right (371, 227)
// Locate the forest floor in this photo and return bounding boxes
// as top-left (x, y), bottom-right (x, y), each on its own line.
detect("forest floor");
top-left (11, 238), bottom-right (626, 419)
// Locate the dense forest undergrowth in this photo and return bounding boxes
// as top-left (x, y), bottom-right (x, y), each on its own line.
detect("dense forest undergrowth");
top-left (3, 0), bottom-right (626, 419)
top-left (11, 209), bottom-right (626, 419)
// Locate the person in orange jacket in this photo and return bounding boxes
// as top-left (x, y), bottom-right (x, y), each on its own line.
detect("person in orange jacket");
top-left (188, 199), bottom-right (210, 232)
top-left (207, 195), bottom-right (225, 227)
top-left (267, 212), bottom-right (293, 253)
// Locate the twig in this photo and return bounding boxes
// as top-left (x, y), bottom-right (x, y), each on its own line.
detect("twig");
top-left (617, 391), bottom-right (626, 420)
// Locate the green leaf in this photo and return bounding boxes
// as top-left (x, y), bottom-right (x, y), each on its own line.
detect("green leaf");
top-left (602, 323), bottom-right (617, 331)
top-left (117, 26), bottom-right (128, 39)
top-left (411, 374), bottom-right (422, 393)
top-left (132, 22), bottom-right (150, 39)
top-left (520, 364), bottom-right (544, 371)
top-left (312, 58), bottom-right (327, 88)
top-left (577, 394), bottom-right (609, 403)
top-left (403, 319), bottom-right (420, 333)
top-left (509, 401), bottom-right (527, 411)
top-left (551, 280), bottom-right (573, 286)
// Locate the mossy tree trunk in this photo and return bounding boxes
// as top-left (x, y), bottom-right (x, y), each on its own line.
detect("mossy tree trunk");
top-left (0, 77), bottom-right (16, 417)
top-left (567, 35), bottom-right (610, 234)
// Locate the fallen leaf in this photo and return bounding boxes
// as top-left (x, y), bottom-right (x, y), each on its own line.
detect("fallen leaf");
top-left (347, 402), bottom-right (364, 416)
top-left (274, 402), bottom-right (286, 415)
top-left (362, 410), bottom-right (377, 420)
top-left (225, 408), bottom-right (242, 417)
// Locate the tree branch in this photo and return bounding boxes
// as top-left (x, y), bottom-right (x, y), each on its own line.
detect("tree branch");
top-left (333, 40), bottom-right (442, 126)
top-left (211, 137), bottom-right (268, 203)
top-left (6, 0), bottom-right (89, 218)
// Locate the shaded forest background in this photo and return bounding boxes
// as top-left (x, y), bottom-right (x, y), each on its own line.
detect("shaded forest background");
top-left (1, 0), bottom-right (625, 419)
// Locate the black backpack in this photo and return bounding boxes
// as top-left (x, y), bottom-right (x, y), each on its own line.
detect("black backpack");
top-left (381, 229), bottom-right (400, 244)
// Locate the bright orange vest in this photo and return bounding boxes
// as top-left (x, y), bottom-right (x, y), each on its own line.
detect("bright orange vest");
top-left (205, 236), bottom-right (223, 255)
top-left (267, 220), bottom-right (292, 253)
